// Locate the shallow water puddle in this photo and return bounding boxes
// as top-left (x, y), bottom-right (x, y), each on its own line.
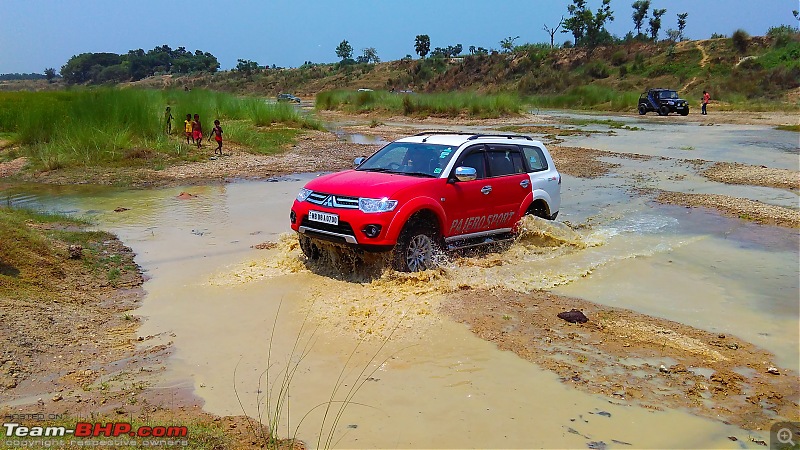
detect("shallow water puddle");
top-left (2, 118), bottom-right (797, 447)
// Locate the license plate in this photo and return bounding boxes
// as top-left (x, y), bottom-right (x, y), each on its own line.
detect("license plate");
top-left (308, 210), bottom-right (339, 225)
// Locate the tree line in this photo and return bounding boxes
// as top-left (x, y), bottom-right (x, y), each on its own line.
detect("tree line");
top-left (59, 45), bottom-right (219, 84)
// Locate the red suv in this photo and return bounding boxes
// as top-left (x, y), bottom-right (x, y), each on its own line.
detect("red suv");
top-left (290, 132), bottom-right (561, 272)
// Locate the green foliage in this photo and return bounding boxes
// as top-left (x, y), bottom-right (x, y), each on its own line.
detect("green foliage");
top-left (631, 0), bottom-right (650, 37)
top-left (767, 25), bottom-right (800, 48)
top-left (0, 89), bottom-right (320, 171)
top-left (563, 0), bottom-right (614, 50)
top-left (415, 35), bottom-right (430, 59)
top-left (44, 68), bottom-right (56, 83)
top-left (732, 29), bottom-right (750, 53)
top-left (529, 85), bottom-right (639, 111)
top-left (60, 46), bottom-right (219, 84)
top-left (235, 59), bottom-right (261, 77)
top-left (335, 40), bottom-right (353, 60)
top-left (648, 8), bottom-right (667, 41)
top-left (315, 90), bottom-right (522, 118)
top-left (586, 61), bottom-right (610, 78)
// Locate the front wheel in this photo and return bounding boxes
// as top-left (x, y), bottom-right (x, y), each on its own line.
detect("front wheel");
top-left (299, 235), bottom-right (321, 260)
top-left (658, 105), bottom-right (670, 116)
top-left (638, 104), bottom-right (647, 115)
top-left (680, 110), bottom-right (689, 116)
top-left (392, 224), bottom-right (440, 272)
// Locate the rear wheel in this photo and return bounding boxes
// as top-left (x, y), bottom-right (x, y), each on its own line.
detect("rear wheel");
top-left (658, 105), bottom-right (670, 116)
top-left (638, 104), bottom-right (647, 115)
top-left (392, 223), bottom-right (440, 272)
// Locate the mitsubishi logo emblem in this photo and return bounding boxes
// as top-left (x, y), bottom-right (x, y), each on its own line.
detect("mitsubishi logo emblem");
top-left (322, 196), bottom-right (334, 207)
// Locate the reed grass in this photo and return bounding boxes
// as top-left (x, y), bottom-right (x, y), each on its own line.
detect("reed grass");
top-left (0, 89), bottom-right (321, 171)
top-left (316, 90), bottom-right (523, 118)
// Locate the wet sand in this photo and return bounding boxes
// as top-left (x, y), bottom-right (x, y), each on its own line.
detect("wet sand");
top-left (440, 288), bottom-right (799, 431)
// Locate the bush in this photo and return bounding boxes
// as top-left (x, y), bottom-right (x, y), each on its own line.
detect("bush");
top-left (586, 62), bottom-right (610, 79)
top-left (732, 29), bottom-right (750, 53)
top-left (767, 25), bottom-right (800, 48)
top-left (610, 50), bottom-right (627, 66)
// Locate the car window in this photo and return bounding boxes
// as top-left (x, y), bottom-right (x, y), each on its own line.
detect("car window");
top-left (458, 149), bottom-right (486, 180)
top-left (357, 142), bottom-right (456, 177)
top-left (487, 150), bottom-right (518, 177)
top-left (521, 145), bottom-right (548, 172)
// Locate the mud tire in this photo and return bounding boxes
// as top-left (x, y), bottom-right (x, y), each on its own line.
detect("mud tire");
top-left (680, 110), bottom-right (689, 116)
top-left (392, 223), bottom-right (440, 272)
top-left (299, 235), bottom-right (321, 260)
top-left (638, 104), bottom-right (647, 115)
top-left (526, 203), bottom-right (552, 220)
top-left (658, 105), bottom-right (670, 116)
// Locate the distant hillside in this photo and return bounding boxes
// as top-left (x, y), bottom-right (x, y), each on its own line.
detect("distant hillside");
top-left (6, 32), bottom-right (799, 109)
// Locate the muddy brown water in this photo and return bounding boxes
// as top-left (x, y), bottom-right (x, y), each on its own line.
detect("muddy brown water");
top-left (1, 117), bottom-right (798, 448)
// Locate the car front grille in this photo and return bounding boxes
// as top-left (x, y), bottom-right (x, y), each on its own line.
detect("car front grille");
top-left (305, 191), bottom-right (359, 209)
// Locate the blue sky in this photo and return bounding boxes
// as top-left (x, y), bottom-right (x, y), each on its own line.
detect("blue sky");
top-left (1, 0), bottom-right (797, 74)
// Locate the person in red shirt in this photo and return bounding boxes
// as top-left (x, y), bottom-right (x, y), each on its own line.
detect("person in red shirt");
top-left (210, 120), bottom-right (223, 156)
top-left (192, 114), bottom-right (203, 148)
top-left (702, 90), bottom-right (710, 115)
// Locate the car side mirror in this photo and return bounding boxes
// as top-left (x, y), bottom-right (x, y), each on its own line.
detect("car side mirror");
top-left (354, 157), bottom-right (366, 168)
top-left (454, 166), bottom-right (477, 182)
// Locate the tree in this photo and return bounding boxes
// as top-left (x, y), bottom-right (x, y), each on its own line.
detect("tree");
top-left (677, 12), bottom-right (688, 40)
top-left (648, 8), bottom-right (667, 41)
top-left (562, 0), bottom-right (613, 50)
top-left (235, 59), bottom-right (259, 77)
top-left (562, 0), bottom-right (590, 46)
top-left (500, 36), bottom-right (520, 53)
top-left (44, 67), bottom-right (56, 83)
top-left (358, 47), bottom-right (380, 64)
top-left (631, 0), bottom-right (650, 38)
top-left (543, 17), bottom-right (564, 48)
top-left (665, 29), bottom-right (681, 43)
top-left (414, 35), bottom-right (430, 59)
top-left (335, 40), bottom-right (353, 61)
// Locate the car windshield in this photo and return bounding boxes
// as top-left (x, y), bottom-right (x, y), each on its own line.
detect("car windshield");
top-left (356, 142), bottom-right (456, 177)
top-left (659, 90), bottom-right (678, 99)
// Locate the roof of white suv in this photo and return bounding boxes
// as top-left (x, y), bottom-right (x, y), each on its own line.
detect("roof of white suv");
top-left (397, 132), bottom-right (544, 147)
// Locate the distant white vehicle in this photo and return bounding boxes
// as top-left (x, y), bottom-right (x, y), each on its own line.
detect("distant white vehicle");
top-left (357, 88), bottom-right (373, 92)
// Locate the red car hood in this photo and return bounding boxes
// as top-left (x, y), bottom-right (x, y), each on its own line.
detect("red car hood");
top-left (304, 170), bottom-right (437, 197)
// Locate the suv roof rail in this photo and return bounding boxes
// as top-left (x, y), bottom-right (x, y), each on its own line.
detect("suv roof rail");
top-left (414, 131), bottom-right (475, 136)
top-left (466, 133), bottom-right (532, 141)
top-left (413, 131), bottom-right (533, 142)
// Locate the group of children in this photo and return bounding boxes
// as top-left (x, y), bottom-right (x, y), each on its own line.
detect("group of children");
top-left (164, 107), bottom-right (223, 156)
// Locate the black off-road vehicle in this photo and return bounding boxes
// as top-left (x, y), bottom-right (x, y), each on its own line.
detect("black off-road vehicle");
top-left (638, 88), bottom-right (689, 116)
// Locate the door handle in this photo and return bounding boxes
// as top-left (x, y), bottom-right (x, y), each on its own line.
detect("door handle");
top-left (520, 179), bottom-right (530, 188)
top-left (481, 186), bottom-right (492, 195)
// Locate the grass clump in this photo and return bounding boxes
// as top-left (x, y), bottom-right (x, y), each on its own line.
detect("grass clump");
top-left (316, 89), bottom-right (523, 118)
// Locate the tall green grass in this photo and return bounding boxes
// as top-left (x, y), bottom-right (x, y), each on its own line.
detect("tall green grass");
top-left (316, 90), bottom-right (523, 118)
top-left (0, 89), bottom-right (321, 170)
top-left (528, 85), bottom-right (640, 111)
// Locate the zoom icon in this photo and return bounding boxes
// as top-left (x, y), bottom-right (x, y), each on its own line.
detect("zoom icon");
top-left (771, 422), bottom-right (800, 449)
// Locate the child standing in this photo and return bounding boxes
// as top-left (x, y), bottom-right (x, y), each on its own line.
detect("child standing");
top-left (184, 114), bottom-right (194, 144)
top-left (192, 114), bottom-right (203, 148)
top-left (210, 120), bottom-right (224, 155)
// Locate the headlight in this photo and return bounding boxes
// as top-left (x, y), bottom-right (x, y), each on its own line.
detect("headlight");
top-left (296, 188), bottom-right (313, 202)
top-left (358, 197), bottom-right (398, 213)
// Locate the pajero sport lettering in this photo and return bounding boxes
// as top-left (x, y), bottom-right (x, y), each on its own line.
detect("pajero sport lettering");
top-left (289, 132), bottom-right (561, 272)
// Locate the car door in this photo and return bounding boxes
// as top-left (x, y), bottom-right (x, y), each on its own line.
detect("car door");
top-left (484, 144), bottom-right (530, 230)
top-left (521, 144), bottom-right (561, 212)
top-left (441, 145), bottom-right (492, 238)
